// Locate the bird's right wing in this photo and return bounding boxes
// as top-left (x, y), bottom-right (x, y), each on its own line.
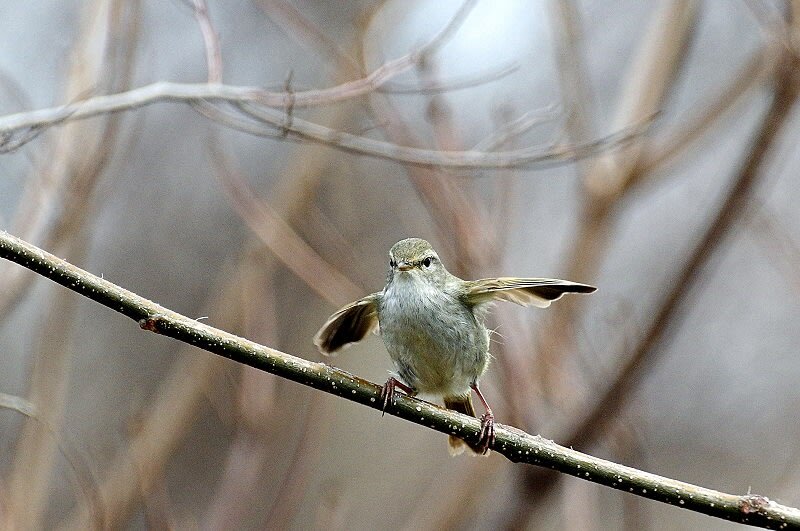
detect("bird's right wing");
top-left (313, 293), bottom-right (380, 355)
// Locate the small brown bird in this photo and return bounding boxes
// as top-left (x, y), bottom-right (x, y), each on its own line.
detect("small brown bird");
top-left (314, 238), bottom-right (595, 454)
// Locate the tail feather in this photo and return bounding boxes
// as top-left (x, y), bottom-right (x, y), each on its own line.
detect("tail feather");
top-left (444, 395), bottom-right (484, 456)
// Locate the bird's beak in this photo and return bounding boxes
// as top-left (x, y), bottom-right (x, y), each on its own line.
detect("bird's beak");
top-left (397, 262), bottom-right (413, 271)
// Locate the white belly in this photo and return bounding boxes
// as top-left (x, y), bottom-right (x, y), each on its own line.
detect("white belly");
top-left (378, 276), bottom-right (489, 396)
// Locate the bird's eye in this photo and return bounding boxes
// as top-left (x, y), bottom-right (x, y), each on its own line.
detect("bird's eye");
top-left (389, 259), bottom-right (396, 268)
top-left (422, 257), bottom-right (433, 267)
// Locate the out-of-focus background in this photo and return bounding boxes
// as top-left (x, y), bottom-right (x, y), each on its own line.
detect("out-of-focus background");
top-left (1, 1), bottom-right (799, 529)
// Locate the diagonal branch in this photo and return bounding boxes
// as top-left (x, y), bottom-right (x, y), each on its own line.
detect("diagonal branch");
top-left (1, 230), bottom-right (799, 529)
top-left (210, 143), bottom-right (364, 305)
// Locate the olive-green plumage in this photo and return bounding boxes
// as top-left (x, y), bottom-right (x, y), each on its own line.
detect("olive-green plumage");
top-left (314, 238), bottom-right (596, 454)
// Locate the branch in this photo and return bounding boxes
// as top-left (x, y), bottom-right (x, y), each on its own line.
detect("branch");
top-left (0, 77), bottom-right (648, 169)
top-left (0, 230), bottom-right (798, 529)
top-left (209, 143), bottom-right (364, 305)
top-left (639, 41), bottom-right (781, 176)
top-left (188, 0), bottom-right (223, 83)
top-left (0, 53), bottom-right (415, 132)
top-left (380, 62), bottom-right (519, 95)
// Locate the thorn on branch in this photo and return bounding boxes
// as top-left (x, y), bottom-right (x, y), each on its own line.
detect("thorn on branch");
top-left (139, 315), bottom-right (166, 333)
top-left (740, 494), bottom-right (770, 515)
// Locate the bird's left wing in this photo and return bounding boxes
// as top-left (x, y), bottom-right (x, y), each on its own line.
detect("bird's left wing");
top-left (313, 293), bottom-right (380, 355)
top-left (461, 278), bottom-right (596, 309)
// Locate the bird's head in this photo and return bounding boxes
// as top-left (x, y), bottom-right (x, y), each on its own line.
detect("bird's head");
top-left (387, 238), bottom-right (447, 285)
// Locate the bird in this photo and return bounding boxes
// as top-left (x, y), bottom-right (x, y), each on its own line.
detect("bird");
top-left (314, 238), bottom-right (596, 455)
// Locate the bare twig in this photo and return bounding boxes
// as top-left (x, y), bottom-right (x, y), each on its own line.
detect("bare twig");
top-left (0, 0), bottom-right (645, 172)
top-left (381, 61), bottom-right (519, 94)
top-left (1, 230), bottom-right (800, 529)
top-left (239, 98), bottom-right (652, 170)
top-left (210, 143), bottom-right (364, 305)
top-left (470, 104), bottom-right (560, 152)
top-left (0, 0), bottom-right (478, 154)
top-left (0, 54), bottom-right (416, 132)
top-left (189, 0), bottom-right (223, 83)
top-left (257, 0), bottom-right (361, 75)
top-left (258, 0), bottom-right (517, 96)
top-left (417, 0), bottom-right (478, 62)
top-left (0, 78), bottom-right (645, 170)
top-left (639, 41), bottom-right (781, 175)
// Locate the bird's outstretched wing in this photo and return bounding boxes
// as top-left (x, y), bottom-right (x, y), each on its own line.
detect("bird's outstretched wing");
top-left (313, 293), bottom-right (380, 355)
top-left (460, 278), bottom-right (596, 309)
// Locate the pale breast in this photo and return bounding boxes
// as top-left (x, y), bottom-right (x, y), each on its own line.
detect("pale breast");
top-left (378, 277), bottom-right (489, 396)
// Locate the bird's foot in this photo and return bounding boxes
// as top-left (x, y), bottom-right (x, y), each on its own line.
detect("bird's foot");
top-left (379, 377), bottom-right (414, 416)
top-left (477, 411), bottom-right (495, 455)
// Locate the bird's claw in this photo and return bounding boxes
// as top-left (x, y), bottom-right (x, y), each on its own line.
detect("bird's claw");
top-left (379, 377), bottom-right (414, 416)
top-left (477, 412), bottom-right (495, 455)
top-left (379, 379), bottom-right (396, 415)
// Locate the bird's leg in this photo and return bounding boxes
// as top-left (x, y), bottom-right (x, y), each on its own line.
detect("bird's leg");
top-left (471, 382), bottom-right (495, 454)
top-left (380, 376), bottom-right (415, 415)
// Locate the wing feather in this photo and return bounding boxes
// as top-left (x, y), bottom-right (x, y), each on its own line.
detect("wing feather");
top-left (461, 278), bottom-right (596, 309)
top-left (313, 294), bottom-right (380, 355)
